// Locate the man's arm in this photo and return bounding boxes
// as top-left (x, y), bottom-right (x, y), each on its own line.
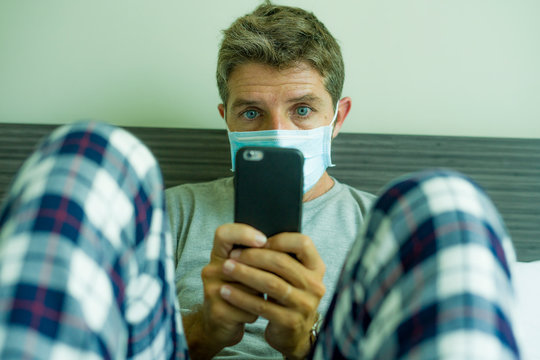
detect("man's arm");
top-left (219, 232), bottom-right (326, 360)
top-left (182, 224), bottom-right (267, 359)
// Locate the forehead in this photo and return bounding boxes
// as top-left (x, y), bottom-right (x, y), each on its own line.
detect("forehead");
top-left (226, 62), bottom-right (331, 106)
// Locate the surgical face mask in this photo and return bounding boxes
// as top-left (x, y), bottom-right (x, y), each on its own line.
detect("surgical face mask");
top-left (227, 103), bottom-right (339, 193)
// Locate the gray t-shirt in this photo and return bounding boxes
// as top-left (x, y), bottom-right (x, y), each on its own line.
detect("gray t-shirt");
top-left (165, 177), bottom-right (375, 359)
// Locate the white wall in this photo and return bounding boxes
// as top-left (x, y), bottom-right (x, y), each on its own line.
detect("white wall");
top-left (0, 0), bottom-right (539, 138)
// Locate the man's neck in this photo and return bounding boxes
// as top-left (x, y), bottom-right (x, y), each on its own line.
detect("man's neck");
top-left (302, 172), bottom-right (334, 202)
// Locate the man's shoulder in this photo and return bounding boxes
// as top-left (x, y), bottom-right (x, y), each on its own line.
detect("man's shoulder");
top-left (330, 179), bottom-right (377, 206)
top-left (304, 178), bottom-right (376, 217)
top-left (337, 180), bottom-right (377, 203)
top-left (165, 177), bottom-right (234, 199)
top-left (326, 179), bottom-right (378, 216)
top-left (165, 177), bottom-right (234, 235)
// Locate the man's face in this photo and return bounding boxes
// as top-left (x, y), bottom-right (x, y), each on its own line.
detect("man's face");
top-left (220, 62), bottom-right (336, 132)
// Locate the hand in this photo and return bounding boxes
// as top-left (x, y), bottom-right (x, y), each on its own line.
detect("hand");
top-left (183, 223), bottom-right (267, 359)
top-left (219, 232), bottom-right (326, 359)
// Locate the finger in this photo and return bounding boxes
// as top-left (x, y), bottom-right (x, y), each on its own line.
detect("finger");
top-left (211, 296), bottom-right (259, 325)
top-left (202, 273), bottom-right (259, 324)
top-left (213, 223), bottom-right (267, 259)
top-left (230, 248), bottom-right (311, 290)
top-left (266, 233), bottom-right (324, 273)
top-left (202, 262), bottom-right (263, 297)
top-left (222, 258), bottom-right (311, 308)
top-left (226, 280), bottom-right (265, 298)
top-left (220, 283), bottom-right (300, 324)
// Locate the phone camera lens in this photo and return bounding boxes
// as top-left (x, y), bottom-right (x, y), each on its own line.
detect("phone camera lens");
top-left (243, 149), bottom-right (264, 161)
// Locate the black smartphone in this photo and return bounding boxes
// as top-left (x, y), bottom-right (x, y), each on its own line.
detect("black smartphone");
top-left (234, 147), bottom-right (303, 238)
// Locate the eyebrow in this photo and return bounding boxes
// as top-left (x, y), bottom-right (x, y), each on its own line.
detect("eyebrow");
top-left (286, 94), bottom-right (324, 106)
top-left (230, 94), bottom-right (324, 111)
top-left (230, 99), bottom-right (261, 111)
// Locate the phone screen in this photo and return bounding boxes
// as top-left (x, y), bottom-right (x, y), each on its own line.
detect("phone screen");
top-left (234, 147), bottom-right (303, 237)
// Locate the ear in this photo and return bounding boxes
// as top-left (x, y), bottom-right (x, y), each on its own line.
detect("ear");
top-left (332, 97), bottom-right (352, 138)
top-left (218, 104), bottom-right (226, 120)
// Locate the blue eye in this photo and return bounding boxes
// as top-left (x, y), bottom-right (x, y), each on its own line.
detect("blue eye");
top-left (243, 110), bottom-right (259, 120)
top-left (296, 106), bottom-right (311, 116)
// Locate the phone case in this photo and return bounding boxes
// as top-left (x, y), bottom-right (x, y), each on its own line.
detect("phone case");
top-left (234, 147), bottom-right (303, 237)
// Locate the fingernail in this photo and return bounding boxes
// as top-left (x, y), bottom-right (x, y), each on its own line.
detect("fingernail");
top-left (254, 233), bottom-right (267, 246)
top-left (223, 259), bottom-right (235, 274)
top-left (230, 249), bottom-right (242, 259)
top-left (220, 285), bottom-right (231, 299)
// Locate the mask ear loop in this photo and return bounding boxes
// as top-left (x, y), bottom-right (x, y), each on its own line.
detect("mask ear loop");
top-left (223, 106), bottom-right (230, 130)
top-left (325, 100), bottom-right (341, 169)
top-left (331, 100), bottom-right (340, 126)
top-left (329, 99), bottom-right (341, 138)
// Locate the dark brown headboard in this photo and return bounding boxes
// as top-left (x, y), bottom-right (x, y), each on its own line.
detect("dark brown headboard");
top-left (1, 123), bottom-right (539, 261)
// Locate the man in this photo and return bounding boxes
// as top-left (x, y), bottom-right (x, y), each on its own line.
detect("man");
top-left (165, 2), bottom-right (519, 360)
top-left (165, 2), bottom-right (374, 359)
top-left (0, 2), bottom-right (520, 360)
top-left (167, 4), bottom-right (374, 358)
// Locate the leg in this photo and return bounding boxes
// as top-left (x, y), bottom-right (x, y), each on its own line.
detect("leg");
top-left (312, 170), bottom-right (519, 359)
top-left (0, 122), bottom-right (188, 359)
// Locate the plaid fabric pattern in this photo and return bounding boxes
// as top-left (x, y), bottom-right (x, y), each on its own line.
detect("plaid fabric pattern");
top-left (0, 122), bottom-right (188, 359)
top-left (1, 122), bottom-right (520, 359)
top-left (312, 170), bottom-right (519, 359)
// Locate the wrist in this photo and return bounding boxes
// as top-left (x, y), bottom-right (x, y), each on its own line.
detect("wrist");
top-left (183, 309), bottom-right (225, 360)
top-left (282, 335), bottom-right (312, 360)
top-left (283, 313), bottom-right (321, 360)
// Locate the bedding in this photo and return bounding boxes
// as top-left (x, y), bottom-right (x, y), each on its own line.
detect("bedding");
top-left (3, 124), bottom-right (539, 260)
top-left (514, 260), bottom-right (540, 359)
top-left (0, 123), bottom-right (539, 357)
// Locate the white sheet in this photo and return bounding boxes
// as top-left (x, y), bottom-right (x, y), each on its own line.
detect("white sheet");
top-left (514, 260), bottom-right (540, 360)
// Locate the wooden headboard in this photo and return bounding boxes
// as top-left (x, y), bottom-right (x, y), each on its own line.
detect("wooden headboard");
top-left (1, 123), bottom-right (539, 262)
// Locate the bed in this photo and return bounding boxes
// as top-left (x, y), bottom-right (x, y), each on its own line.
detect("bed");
top-left (1, 123), bottom-right (539, 358)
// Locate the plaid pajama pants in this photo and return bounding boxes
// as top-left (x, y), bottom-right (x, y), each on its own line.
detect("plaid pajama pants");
top-left (0, 122), bottom-right (519, 359)
top-left (0, 122), bottom-right (188, 359)
top-left (312, 171), bottom-right (519, 359)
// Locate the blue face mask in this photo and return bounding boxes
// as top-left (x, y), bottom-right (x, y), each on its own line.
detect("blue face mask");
top-left (227, 103), bottom-right (338, 193)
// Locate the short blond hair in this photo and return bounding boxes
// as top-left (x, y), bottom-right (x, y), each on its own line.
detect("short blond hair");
top-left (217, 2), bottom-right (344, 107)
